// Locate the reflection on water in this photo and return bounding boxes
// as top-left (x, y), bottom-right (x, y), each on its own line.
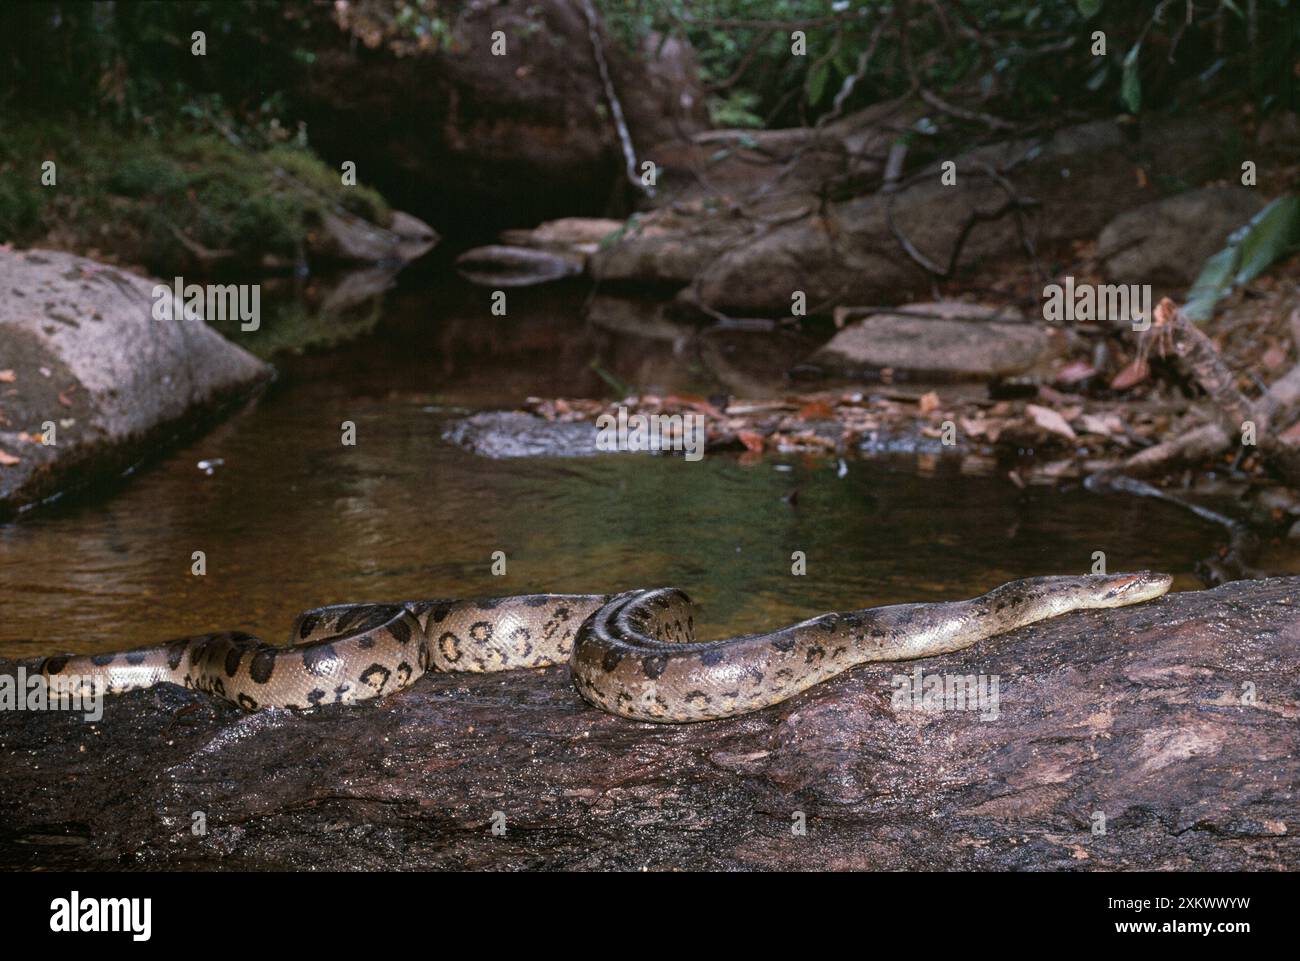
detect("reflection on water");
top-left (0, 271), bottom-right (1228, 659)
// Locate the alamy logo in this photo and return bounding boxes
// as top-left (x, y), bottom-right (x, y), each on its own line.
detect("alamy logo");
top-left (0, 667), bottom-right (102, 722)
top-left (595, 406), bottom-right (705, 462)
top-left (890, 666), bottom-right (1000, 720)
top-left (151, 276), bottom-right (260, 331)
top-left (1042, 276), bottom-right (1151, 330)
top-left (50, 891), bottom-right (151, 941)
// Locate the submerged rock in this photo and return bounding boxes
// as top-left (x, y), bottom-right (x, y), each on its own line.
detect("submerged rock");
top-left (455, 245), bottom-right (586, 287)
top-left (1, 576), bottom-right (1296, 869)
top-left (0, 249), bottom-right (273, 517)
top-left (443, 411), bottom-right (602, 458)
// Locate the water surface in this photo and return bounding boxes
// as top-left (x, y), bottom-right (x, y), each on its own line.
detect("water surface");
top-left (0, 273), bottom-right (1231, 659)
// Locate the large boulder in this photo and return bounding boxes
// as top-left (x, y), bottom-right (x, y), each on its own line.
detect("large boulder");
top-left (296, 0), bottom-right (708, 235)
top-left (593, 116), bottom-right (1238, 314)
top-left (0, 249), bottom-right (272, 517)
top-left (1097, 186), bottom-right (1267, 288)
top-left (1, 576), bottom-right (1296, 869)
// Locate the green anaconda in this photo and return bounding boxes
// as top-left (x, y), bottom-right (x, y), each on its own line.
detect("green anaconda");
top-left (39, 572), bottom-right (1171, 722)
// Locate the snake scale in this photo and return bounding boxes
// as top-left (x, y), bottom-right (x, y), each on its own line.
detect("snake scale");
top-left (39, 572), bottom-right (1171, 722)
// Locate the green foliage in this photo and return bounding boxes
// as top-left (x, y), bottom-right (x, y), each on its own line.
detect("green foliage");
top-left (597, 0), bottom-right (1298, 130)
top-left (0, 180), bottom-right (43, 239)
top-left (708, 91), bottom-right (766, 129)
top-left (1185, 196), bottom-right (1300, 323)
top-left (266, 146), bottom-right (391, 225)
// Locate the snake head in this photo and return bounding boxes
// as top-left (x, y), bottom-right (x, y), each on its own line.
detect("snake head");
top-left (1099, 571), bottom-right (1173, 605)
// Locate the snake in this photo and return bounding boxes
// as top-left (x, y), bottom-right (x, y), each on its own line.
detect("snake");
top-left (37, 572), bottom-right (1171, 723)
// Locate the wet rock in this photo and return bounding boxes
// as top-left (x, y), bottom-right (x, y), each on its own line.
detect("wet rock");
top-left (455, 245), bottom-right (586, 288)
top-left (593, 116), bottom-right (1234, 314)
top-left (1098, 186), bottom-right (1266, 288)
top-left (499, 217), bottom-right (626, 255)
top-left (0, 249), bottom-right (273, 517)
top-left (309, 208), bottom-right (439, 266)
top-left (2, 576), bottom-right (1296, 870)
top-left (647, 99), bottom-right (920, 206)
top-left (797, 302), bottom-right (1055, 382)
top-left (443, 411), bottom-right (602, 458)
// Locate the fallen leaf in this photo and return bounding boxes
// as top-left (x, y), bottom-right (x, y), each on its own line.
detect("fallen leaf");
top-left (1054, 360), bottom-right (1096, 385)
top-left (797, 400), bottom-right (835, 420)
top-left (1279, 420), bottom-right (1300, 445)
top-left (1076, 413), bottom-right (1124, 437)
top-left (1263, 343), bottom-right (1289, 372)
top-left (665, 394), bottom-right (725, 418)
top-left (1110, 358), bottom-right (1149, 391)
top-left (1025, 403), bottom-right (1078, 440)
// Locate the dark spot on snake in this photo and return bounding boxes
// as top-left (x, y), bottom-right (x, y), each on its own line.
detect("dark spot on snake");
top-left (307, 688), bottom-right (326, 706)
top-left (818, 615), bottom-right (837, 632)
top-left (699, 648), bottom-right (725, 667)
top-left (211, 678), bottom-right (226, 697)
top-left (237, 693), bottom-right (258, 711)
top-left (125, 651), bottom-right (147, 666)
top-left (91, 653), bottom-right (115, 666)
top-left (469, 621), bottom-right (494, 643)
top-left (476, 598), bottom-right (501, 610)
top-left (43, 656), bottom-right (68, 675)
top-left (430, 603), bottom-right (452, 623)
top-left (771, 635), bottom-right (796, 653)
top-left (642, 655), bottom-right (669, 679)
top-left (396, 662), bottom-right (413, 684)
top-left (805, 646), bottom-right (825, 664)
top-left (601, 648), bottom-right (623, 672)
top-left (249, 651), bottom-right (276, 684)
top-left (166, 641), bottom-right (187, 671)
top-left (302, 643), bottom-right (338, 677)
top-left (359, 663), bottom-right (392, 694)
top-left (523, 595), bottom-right (550, 607)
top-left (685, 690), bottom-right (710, 704)
top-left (438, 632), bottom-right (462, 662)
top-left (224, 648), bottom-right (242, 677)
top-left (389, 617), bottom-right (412, 645)
top-left (334, 683), bottom-right (352, 702)
top-left (298, 613), bottom-right (320, 639)
top-left (358, 633), bottom-right (376, 649)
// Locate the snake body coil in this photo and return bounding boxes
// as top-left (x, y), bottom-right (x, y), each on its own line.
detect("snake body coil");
top-left (40, 572), bottom-right (1171, 722)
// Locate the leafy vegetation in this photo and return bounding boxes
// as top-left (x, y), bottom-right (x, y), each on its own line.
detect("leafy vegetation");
top-left (1185, 195), bottom-right (1300, 322)
top-left (598, 0), bottom-right (1298, 129)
